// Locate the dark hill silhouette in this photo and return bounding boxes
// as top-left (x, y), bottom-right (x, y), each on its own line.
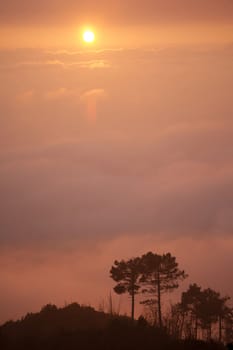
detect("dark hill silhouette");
top-left (0, 303), bottom-right (226, 350)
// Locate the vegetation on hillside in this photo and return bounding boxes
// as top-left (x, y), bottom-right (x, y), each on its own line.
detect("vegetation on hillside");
top-left (110, 251), bottom-right (233, 343)
top-left (0, 250), bottom-right (232, 349)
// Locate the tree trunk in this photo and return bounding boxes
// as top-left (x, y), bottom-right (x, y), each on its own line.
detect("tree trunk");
top-left (208, 324), bottom-right (212, 341)
top-left (179, 312), bottom-right (185, 339)
top-left (131, 290), bottom-right (135, 321)
top-left (157, 271), bottom-right (162, 328)
top-left (219, 315), bottom-right (222, 343)
top-left (194, 316), bottom-right (198, 340)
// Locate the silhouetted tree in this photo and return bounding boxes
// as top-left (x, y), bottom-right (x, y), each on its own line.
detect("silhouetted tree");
top-left (110, 258), bottom-right (142, 321)
top-left (215, 296), bottom-right (231, 342)
top-left (163, 302), bottom-right (185, 339)
top-left (198, 288), bottom-right (220, 340)
top-left (141, 298), bottom-right (158, 326)
top-left (224, 310), bottom-right (233, 344)
top-left (181, 284), bottom-right (203, 339)
top-left (181, 284), bottom-right (231, 342)
top-left (140, 252), bottom-right (187, 328)
top-left (199, 289), bottom-right (231, 341)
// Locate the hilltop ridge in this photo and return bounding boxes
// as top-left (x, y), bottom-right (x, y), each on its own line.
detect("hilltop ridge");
top-left (0, 303), bottom-right (225, 350)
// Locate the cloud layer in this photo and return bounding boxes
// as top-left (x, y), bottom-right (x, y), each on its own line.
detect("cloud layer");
top-left (1, 0), bottom-right (233, 25)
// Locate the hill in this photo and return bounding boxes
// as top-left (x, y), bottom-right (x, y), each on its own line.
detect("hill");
top-left (0, 303), bottom-right (226, 350)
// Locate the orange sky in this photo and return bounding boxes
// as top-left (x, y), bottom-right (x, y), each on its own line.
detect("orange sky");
top-left (1, 0), bottom-right (233, 25)
top-left (0, 0), bottom-right (233, 47)
top-left (0, 0), bottom-right (233, 324)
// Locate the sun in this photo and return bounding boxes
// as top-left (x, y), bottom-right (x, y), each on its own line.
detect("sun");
top-left (83, 30), bottom-right (95, 43)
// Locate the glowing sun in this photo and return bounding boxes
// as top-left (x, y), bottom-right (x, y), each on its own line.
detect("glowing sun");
top-left (83, 30), bottom-right (95, 43)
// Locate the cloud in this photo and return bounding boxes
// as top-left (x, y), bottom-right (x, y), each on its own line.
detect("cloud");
top-left (46, 48), bottom-right (124, 56)
top-left (0, 59), bottom-right (111, 70)
top-left (0, 48), bottom-right (232, 249)
top-left (45, 87), bottom-right (80, 100)
top-left (1, 45), bottom-right (233, 72)
top-left (0, 0), bottom-right (233, 26)
top-left (0, 123), bottom-right (232, 251)
top-left (0, 60), bottom-right (66, 70)
top-left (80, 88), bottom-right (106, 100)
top-left (0, 43), bottom-right (233, 324)
top-left (77, 60), bottom-right (111, 69)
top-left (44, 87), bottom-right (106, 104)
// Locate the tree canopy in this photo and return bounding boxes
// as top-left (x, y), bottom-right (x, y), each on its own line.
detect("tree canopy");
top-left (110, 257), bottom-right (142, 320)
top-left (140, 252), bottom-right (188, 327)
top-left (110, 252), bottom-right (187, 325)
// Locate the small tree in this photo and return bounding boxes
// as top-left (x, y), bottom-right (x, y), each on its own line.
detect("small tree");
top-left (163, 302), bottom-right (185, 339)
top-left (140, 252), bottom-right (188, 328)
top-left (110, 257), bottom-right (142, 321)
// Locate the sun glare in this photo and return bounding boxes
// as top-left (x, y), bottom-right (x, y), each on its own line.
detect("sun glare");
top-left (83, 30), bottom-right (95, 43)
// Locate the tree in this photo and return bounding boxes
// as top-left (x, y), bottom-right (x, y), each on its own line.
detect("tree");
top-left (110, 257), bottom-right (142, 321)
top-left (181, 284), bottom-right (203, 339)
top-left (215, 296), bottom-right (231, 343)
top-left (224, 308), bottom-right (233, 344)
top-left (199, 289), bottom-right (231, 342)
top-left (140, 252), bottom-right (188, 328)
top-left (163, 302), bottom-right (185, 339)
top-left (181, 284), bottom-right (231, 342)
top-left (200, 288), bottom-right (223, 340)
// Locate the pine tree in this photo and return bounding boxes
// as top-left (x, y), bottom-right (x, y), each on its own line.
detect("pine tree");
top-left (110, 257), bottom-right (142, 321)
top-left (140, 252), bottom-right (187, 328)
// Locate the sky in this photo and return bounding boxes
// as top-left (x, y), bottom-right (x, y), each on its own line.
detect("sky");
top-left (0, 0), bottom-right (233, 323)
